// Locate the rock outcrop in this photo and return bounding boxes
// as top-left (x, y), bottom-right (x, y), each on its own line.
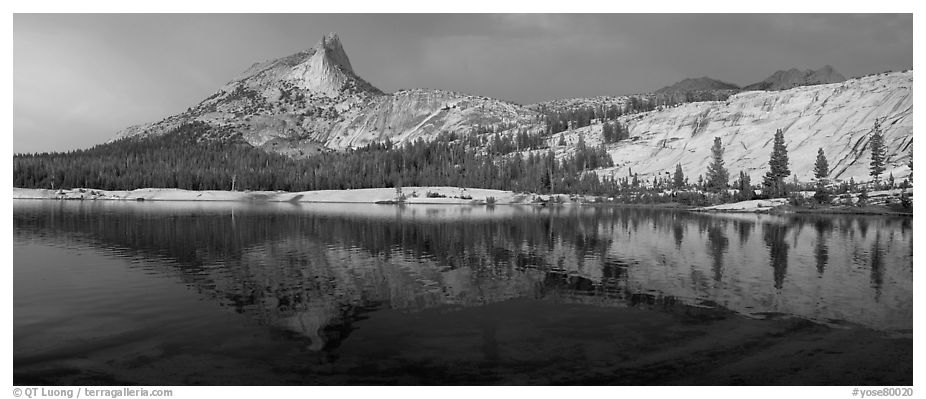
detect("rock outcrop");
top-left (572, 71), bottom-right (911, 183)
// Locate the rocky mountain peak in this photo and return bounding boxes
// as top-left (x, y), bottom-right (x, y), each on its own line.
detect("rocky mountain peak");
top-left (114, 33), bottom-right (534, 154)
top-left (314, 32), bottom-right (353, 73)
top-left (282, 32), bottom-right (362, 96)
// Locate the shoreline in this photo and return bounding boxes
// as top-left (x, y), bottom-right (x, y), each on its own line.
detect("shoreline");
top-left (13, 187), bottom-right (911, 216)
top-left (13, 186), bottom-right (535, 205)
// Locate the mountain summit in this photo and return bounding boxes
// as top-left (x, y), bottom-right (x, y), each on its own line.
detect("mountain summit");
top-left (227, 32), bottom-right (376, 98)
top-left (744, 66), bottom-right (846, 91)
top-left (317, 32), bottom-right (353, 72)
top-left (284, 33), bottom-right (358, 96)
top-left (114, 33), bottom-right (538, 155)
top-left (655, 77), bottom-right (740, 93)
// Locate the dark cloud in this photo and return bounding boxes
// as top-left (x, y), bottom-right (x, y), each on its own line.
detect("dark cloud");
top-left (14, 14), bottom-right (912, 153)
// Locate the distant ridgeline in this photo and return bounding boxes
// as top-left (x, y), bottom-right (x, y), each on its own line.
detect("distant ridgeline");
top-left (13, 122), bottom-right (614, 195)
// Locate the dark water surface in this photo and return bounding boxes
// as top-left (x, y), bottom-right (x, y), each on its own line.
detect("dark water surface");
top-left (13, 201), bottom-right (912, 385)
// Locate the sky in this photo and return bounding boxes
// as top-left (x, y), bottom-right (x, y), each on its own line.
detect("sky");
top-left (13, 13), bottom-right (913, 153)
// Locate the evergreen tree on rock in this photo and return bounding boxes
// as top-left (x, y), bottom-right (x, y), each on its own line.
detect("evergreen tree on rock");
top-left (735, 170), bottom-right (753, 200)
top-left (673, 163), bottom-right (685, 189)
top-left (763, 128), bottom-right (791, 197)
top-left (814, 148), bottom-right (829, 181)
top-left (869, 119), bottom-right (887, 185)
top-left (602, 122), bottom-right (614, 143)
top-left (813, 148), bottom-right (831, 204)
top-left (706, 137), bottom-right (729, 193)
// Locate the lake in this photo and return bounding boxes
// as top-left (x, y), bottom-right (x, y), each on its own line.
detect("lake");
top-left (13, 200), bottom-right (913, 385)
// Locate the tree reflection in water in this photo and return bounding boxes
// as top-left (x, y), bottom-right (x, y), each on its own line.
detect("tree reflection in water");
top-left (13, 201), bottom-right (913, 351)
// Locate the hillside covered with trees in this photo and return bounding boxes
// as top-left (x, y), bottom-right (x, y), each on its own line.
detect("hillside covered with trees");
top-left (14, 122), bottom-right (615, 196)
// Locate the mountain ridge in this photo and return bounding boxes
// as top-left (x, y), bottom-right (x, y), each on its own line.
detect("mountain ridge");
top-left (110, 34), bottom-right (911, 183)
top-left (655, 77), bottom-right (741, 93)
top-left (743, 65), bottom-right (847, 91)
top-left (114, 33), bottom-right (540, 156)
top-left (545, 71), bottom-right (912, 183)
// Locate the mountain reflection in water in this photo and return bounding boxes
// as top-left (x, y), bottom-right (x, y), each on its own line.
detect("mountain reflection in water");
top-left (14, 201), bottom-right (912, 355)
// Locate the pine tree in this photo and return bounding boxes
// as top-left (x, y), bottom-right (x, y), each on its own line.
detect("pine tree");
top-left (857, 187), bottom-right (869, 207)
top-left (546, 149), bottom-right (557, 194)
top-left (763, 128), bottom-right (791, 197)
top-left (735, 170), bottom-right (753, 200)
top-left (602, 122), bottom-right (614, 143)
top-left (673, 163), bottom-right (685, 189)
top-left (900, 189), bottom-right (912, 210)
top-left (395, 180), bottom-right (404, 202)
top-left (814, 148), bottom-right (829, 181)
top-left (813, 148), bottom-right (831, 205)
top-left (705, 137), bottom-right (728, 193)
top-left (869, 120), bottom-right (887, 184)
top-left (732, 170), bottom-right (755, 201)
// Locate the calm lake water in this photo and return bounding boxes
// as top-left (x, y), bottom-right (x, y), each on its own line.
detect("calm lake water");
top-left (13, 200), bottom-right (913, 385)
